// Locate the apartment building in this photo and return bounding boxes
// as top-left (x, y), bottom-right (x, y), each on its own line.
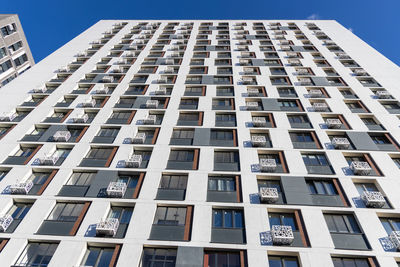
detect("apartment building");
top-left (0, 20), bottom-right (399, 266)
top-left (0, 14), bottom-right (34, 87)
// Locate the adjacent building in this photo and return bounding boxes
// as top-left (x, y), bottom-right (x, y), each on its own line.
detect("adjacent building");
top-left (0, 20), bottom-right (399, 267)
top-left (0, 14), bottom-right (34, 87)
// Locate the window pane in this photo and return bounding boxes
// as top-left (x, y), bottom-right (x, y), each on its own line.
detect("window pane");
top-left (224, 210), bottom-right (233, 228)
top-left (213, 210), bottom-right (222, 227)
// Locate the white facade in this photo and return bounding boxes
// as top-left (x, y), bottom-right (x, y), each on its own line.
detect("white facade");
top-left (0, 20), bottom-right (398, 266)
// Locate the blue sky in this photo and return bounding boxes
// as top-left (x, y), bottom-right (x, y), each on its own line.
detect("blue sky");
top-left (3, 0), bottom-right (400, 66)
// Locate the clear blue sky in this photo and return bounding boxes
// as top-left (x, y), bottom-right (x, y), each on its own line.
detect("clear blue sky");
top-left (3, 0), bottom-right (400, 66)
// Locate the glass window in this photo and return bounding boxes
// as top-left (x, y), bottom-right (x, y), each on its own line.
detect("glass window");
top-left (207, 251), bottom-right (241, 267)
top-left (210, 130), bottom-right (233, 140)
top-left (97, 128), bottom-right (119, 137)
top-left (332, 257), bottom-right (370, 267)
top-left (28, 172), bottom-right (50, 185)
top-left (208, 177), bottom-right (235, 192)
top-left (302, 154), bottom-right (329, 166)
top-left (109, 207), bottom-right (133, 224)
top-left (306, 180), bottom-right (337, 195)
top-left (48, 203), bottom-right (84, 222)
top-left (288, 115), bottom-right (309, 124)
top-left (171, 129), bottom-right (194, 139)
top-left (153, 206), bottom-right (187, 225)
top-left (269, 256), bottom-right (300, 267)
top-left (214, 151), bottom-right (239, 163)
top-left (324, 214), bottom-right (361, 233)
top-left (268, 213), bottom-right (297, 230)
top-left (116, 174), bottom-right (139, 188)
top-left (216, 113), bottom-right (236, 122)
top-left (14, 242), bottom-right (58, 267)
top-left (67, 172), bottom-right (96, 186)
top-left (380, 217), bottom-right (400, 235)
top-left (8, 203), bottom-right (32, 220)
top-left (87, 148), bottom-right (113, 159)
top-left (290, 132), bottom-right (313, 142)
top-left (81, 247), bottom-right (115, 267)
top-left (13, 147), bottom-right (35, 157)
top-left (213, 209), bottom-right (244, 229)
top-left (142, 248), bottom-right (177, 267)
top-left (169, 150), bottom-right (194, 162)
top-left (159, 174), bottom-right (188, 190)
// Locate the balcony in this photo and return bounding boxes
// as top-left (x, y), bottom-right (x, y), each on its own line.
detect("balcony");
top-left (125, 154), bottom-right (142, 168)
top-left (0, 112), bottom-right (17, 122)
top-left (143, 115), bottom-right (157, 125)
top-left (146, 100), bottom-right (159, 109)
top-left (251, 136), bottom-right (267, 147)
top-left (72, 113), bottom-right (89, 123)
top-left (361, 191), bottom-right (385, 208)
top-left (96, 218), bottom-right (119, 237)
top-left (259, 187), bottom-right (279, 203)
top-left (331, 137), bottom-right (350, 149)
top-left (375, 91), bottom-right (391, 99)
top-left (350, 161), bottom-right (371, 175)
top-left (246, 102), bottom-right (259, 110)
top-left (252, 117), bottom-right (268, 127)
top-left (81, 98), bottom-right (96, 108)
top-left (326, 119), bottom-right (342, 129)
top-left (53, 131), bottom-right (71, 142)
top-left (259, 158), bottom-right (277, 172)
top-left (313, 103), bottom-right (329, 112)
top-left (38, 154), bottom-right (59, 166)
top-left (131, 133), bottom-right (146, 144)
top-left (390, 231), bottom-right (400, 251)
top-left (0, 215), bottom-right (13, 232)
top-left (106, 182), bottom-right (127, 198)
top-left (154, 86), bottom-right (167, 95)
top-left (298, 78), bottom-right (313, 86)
top-left (271, 225), bottom-right (294, 245)
top-left (9, 181), bottom-right (33, 195)
top-left (308, 90), bottom-right (323, 98)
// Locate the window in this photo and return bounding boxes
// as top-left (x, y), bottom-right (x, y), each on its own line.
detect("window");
top-left (0, 47), bottom-right (7, 59)
top-left (278, 88), bottom-right (297, 96)
top-left (159, 174), bottom-right (187, 190)
top-left (8, 202), bottom-right (32, 220)
top-left (258, 180), bottom-right (282, 192)
top-left (185, 86), bottom-right (203, 95)
top-left (52, 148), bottom-right (71, 159)
top-left (216, 113), bottom-right (236, 122)
top-left (153, 207), bottom-right (186, 225)
top-left (268, 255), bottom-right (300, 267)
top-left (209, 177), bottom-right (235, 192)
top-left (0, 60), bottom-right (13, 74)
top-left (354, 183), bottom-right (380, 196)
top-left (211, 130), bottom-right (233, 140)
top-left (290, 132), bottom-right (313, 142)
top-left (8, 41), bottom-right (23, 53)
top-left (324, 214), bottom-right (361, 233)
top-left (142, 248), bottom-right (176, 267)
top-left (81, 247), bottom-right (115, 267)
top-left (213, 209), bottom-right (244, 229)
top-left (109, 206), bottom-right (133, 224)
top-left (96, 128), bottom-right (119, 137)
top-left (14, 242), bottom-right (58, 267)
top-left (306, 180), bottom-right (337, 195)
top-left (28, 172), bottom-right (50, 186)
top-left (47, 202), bottom-right (84, 222)
top-left (14, 54), bottom-right (28, 66)
top-left (13, 147), bottom-right (36, 157)
top-left (178, 113), bottom-right (199, 121)
top-left (393, 158), bottom-right (400, 169)
top-left (370, 135), bottom-right (390, 144)
top-left (302, 154), bottom-right (329, 166)
top-left (214, 151), bottom-right (239, 163)
top-left (288, 115), bottom-right (309, 124)
top-left (110, 111), bottom-right (131, 119)
top-left (269, 213), bottom-right (297, 230)
top-left (169, 150), bottom-right (194, 162)
top-left (380, 217), bottom-right (400, 234)
top-left (279, 100), bottom-right (298, 107)
top-left (0, 169), bottom-right (9, 181)
top-left (206, 251), bottom-right (241, 267)
top-left (67, 172), bottom-right (96, 186)
top-left (361, 117), bottom-right (378, 126)
top-left (213, 99), bottom-right (232, 108)
top-left (171, 129), bottom-right (194, 139)
top-left (332, 257), bottom-right (371, 267)
top-left (117, 174), bottom-right (139, 189)
top-left (86, 148), bottom-right (114, 160)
